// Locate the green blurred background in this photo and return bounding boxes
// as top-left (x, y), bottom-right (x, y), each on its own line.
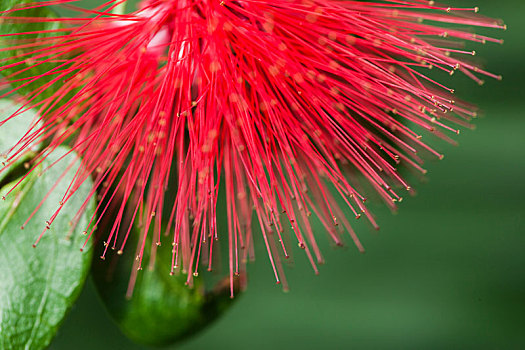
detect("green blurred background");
top-left (49, 1), bottom-right (525, 349)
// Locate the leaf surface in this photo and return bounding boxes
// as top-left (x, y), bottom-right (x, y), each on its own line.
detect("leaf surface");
top-left (0, 146), bottom-right (95, 350)
top-left (93, 223), bottom-right (238, 347)
top-left (0, 0), bottom-right (62, 102)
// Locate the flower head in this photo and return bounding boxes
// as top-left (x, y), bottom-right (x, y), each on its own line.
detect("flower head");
top-left (0, 0), bottom-right (503, 296)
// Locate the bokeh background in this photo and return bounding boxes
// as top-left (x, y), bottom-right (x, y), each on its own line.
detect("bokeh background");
top-left (50, 0), bottom-right (525, 349)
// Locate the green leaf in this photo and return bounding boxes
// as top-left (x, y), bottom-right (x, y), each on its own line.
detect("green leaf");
top-left (0, 147), bottom-right (96, 350)
top-left (93, 229), bottom-right (238, 347)
top-left (0, 99), bottom-right (41, 184)
top-left (0, 0), bottom-right (62, 102)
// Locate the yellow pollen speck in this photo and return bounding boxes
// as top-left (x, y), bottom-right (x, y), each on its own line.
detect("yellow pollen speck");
top-left (306, 70), bottom-right (316, 80)
top-left (293, 73), bottom-right (304, 83)
top-left (346, 35), bottom-right (356, 45)
top-left (306, 13), bottom-right (318, 23)
top-left (329, 60), bottom-right (340, 70)
top-left (208, 129), bottom-right (218, 139)
top-left (208, 18), bottom-right (219, 34)
top-left (229, 93), bottom-right (239, 103)
top-left (335, 102), bottom-right (345, 111)
top-left (269, 65), bottom-right (280, 77)
top-left (263, 20), bottom-right (274, 33)
top-left (223, 21), bottom-right (233, 31)
top-left (210, 61), bottom-right (221, 72)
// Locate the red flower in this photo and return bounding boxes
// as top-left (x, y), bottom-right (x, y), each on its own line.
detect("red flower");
top-left (0, 0), bottom-right (503, 296)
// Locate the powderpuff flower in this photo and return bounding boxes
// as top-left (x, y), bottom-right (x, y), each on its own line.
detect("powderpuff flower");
top-left (0, 0), bottom-right (504, 296)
